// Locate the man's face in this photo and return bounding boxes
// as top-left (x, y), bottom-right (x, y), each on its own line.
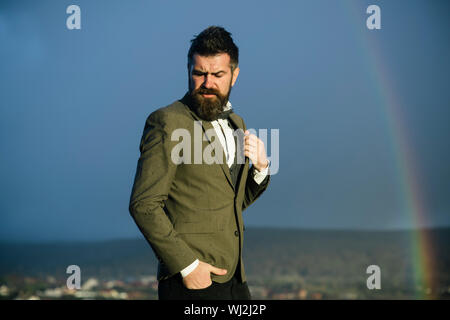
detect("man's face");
top-left (188, 53), bottom-right (239, 120)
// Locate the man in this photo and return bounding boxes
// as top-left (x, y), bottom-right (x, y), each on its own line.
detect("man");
top-left (129, 26), bottom-right (270, 300)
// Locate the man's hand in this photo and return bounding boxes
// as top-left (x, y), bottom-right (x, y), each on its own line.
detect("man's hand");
top-left (244, 130), bottom-right (269, 171)
top-left (182, 261), bottom-right (227, 289)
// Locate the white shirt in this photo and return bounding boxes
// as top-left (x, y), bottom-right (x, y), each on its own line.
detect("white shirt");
top-left (180, 101), bottom-right (269, 277)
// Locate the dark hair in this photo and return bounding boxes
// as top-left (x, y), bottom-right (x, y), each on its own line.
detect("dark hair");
top-left (187, 26), bottom-right (239, 72)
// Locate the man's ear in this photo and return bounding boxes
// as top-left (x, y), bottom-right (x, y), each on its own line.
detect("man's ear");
top-left (231, 66), bottom-right (240, 87)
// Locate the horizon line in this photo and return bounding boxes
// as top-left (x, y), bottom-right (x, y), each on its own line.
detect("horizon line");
top-left (1, 224), bottom-right (449, 245)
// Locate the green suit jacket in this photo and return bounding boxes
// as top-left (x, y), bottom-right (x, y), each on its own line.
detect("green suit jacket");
top-left (129, 94), bottom-right (270, 283)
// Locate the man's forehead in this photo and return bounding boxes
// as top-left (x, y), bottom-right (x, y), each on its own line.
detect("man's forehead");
top-left (191, 53), bottom-right (231, 71)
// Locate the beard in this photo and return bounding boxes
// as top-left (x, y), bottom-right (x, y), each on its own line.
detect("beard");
top-left (188, 83), bottom-right (232, 121)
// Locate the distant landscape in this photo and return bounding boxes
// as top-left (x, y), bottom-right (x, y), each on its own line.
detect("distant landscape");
top-left (1, 227), bottom-right (449, 300)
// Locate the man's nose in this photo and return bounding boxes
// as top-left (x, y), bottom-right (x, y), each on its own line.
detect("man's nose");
top-left (203, 74), bottom-right (214, 88)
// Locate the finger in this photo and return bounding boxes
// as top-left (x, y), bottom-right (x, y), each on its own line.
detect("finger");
top-left (244, 151), bottom-right (256, 161)
top-left (244, 145), bottom-right (257, 154)
top-left (244, 146), bottom-right (258, 154)
top-left (209, 265), bottom-right (228, 275)
top-left (244, 142), bottom-right (257, 149)
top-left (244, 135), bottom-right (258, 145)
top-left (244, 146), bottom-right (257, 154)
top-left (244, 139), bottom-right (257, 148)
top-left (244, 133), bottom-right (257, 141)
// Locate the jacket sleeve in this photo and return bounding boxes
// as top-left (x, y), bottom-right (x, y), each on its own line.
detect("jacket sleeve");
top-left (242, 166), bottom-right (270, 211)
top-left (129, 110), bottom-right (197, 275)
top-left (239, 117), bottom-right (271, 211)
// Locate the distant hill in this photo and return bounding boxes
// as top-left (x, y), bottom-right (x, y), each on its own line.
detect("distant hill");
top-left (1, 227), bottom-right (449, 299)
top-left (0, 238), bottom-right (158, 281)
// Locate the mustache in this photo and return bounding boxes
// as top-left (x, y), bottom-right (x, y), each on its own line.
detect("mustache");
top-left (194, 88), bottom-right (220, 96)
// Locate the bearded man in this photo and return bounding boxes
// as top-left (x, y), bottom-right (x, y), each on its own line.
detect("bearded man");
top-left (129, 26), bottom-right (270, 300)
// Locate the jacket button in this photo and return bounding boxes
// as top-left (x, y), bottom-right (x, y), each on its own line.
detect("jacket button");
top-left (234, 230), bottom-right (239, 237)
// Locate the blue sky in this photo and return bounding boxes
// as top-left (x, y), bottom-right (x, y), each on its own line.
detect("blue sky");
top-left (1, 0), bottom-right (449, 241)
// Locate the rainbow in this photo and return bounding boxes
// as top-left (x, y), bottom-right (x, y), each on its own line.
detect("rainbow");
top-left (345, 2), bottom-right (436, 299)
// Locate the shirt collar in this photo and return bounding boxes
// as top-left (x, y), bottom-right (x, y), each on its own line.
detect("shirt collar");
top-left (223, 101), bottom-right (232, 112)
